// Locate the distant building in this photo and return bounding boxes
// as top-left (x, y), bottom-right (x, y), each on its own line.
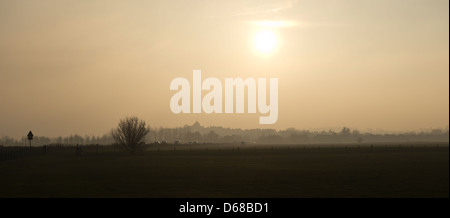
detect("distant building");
top-left (192, 121), bottom-right (202, 132)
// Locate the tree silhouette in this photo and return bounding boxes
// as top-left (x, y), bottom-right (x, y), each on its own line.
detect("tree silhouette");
top-left (111, 116), bottom-right (150, 155)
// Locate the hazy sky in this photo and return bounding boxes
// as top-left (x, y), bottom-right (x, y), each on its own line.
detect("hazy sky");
top-left (0, 0), bottom-right (448, 139)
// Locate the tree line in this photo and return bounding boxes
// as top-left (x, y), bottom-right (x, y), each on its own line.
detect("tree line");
top-left (0, 134), bottom-right (114, 147)
top-left (148, 124), bottom-right (449, 144)
top-left (1, 121), bottom-right (448, 147)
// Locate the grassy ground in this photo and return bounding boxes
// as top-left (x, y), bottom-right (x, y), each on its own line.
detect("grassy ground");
top-left (0, 144), bottom-right (448, 198)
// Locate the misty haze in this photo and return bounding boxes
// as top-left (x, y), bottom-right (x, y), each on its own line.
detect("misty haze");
top-left (0, 0), bottom-right (448, 199)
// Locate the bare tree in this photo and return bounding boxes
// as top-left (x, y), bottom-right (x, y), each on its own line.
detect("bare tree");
top-left (111, 116), bottom-right (150, 154)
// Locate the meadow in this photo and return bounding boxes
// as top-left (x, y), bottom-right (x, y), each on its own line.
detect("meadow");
top-left (0, 143), bottom-right (448, 198)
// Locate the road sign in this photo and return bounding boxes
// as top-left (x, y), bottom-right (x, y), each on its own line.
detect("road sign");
top-left (27, 131), bottom-right (34, 140)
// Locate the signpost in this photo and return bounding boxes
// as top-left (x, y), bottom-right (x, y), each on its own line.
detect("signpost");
top-left (27, 131), bottom-right (33, 148)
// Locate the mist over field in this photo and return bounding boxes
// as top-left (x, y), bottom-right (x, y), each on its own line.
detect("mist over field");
top-left (0, 1), bottom-right (448, 200)
top-left (1, 122), bottom-right (448, 147)
top-left (0, 0), bottom-right (448, 139)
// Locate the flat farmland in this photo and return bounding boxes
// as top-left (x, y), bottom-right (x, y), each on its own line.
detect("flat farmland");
top-left (0, 143), bottom-right (448, 198)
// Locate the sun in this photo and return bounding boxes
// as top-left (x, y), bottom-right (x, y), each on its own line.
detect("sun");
top-left (254, 30), bottom-right (277, 53)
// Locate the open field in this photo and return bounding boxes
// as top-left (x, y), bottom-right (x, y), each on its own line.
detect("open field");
top-left (0, 143), bottom-right (448, 198)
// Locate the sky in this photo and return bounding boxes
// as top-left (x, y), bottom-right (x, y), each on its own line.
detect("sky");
top-left (0, 0), bottom-right (448, 139)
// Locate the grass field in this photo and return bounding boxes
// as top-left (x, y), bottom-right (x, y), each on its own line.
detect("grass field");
top-left (0, 143), bottom-right (448, 198)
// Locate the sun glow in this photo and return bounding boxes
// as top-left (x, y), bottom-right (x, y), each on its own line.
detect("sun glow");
top-left (254, 30), bottom-right (277, 54)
